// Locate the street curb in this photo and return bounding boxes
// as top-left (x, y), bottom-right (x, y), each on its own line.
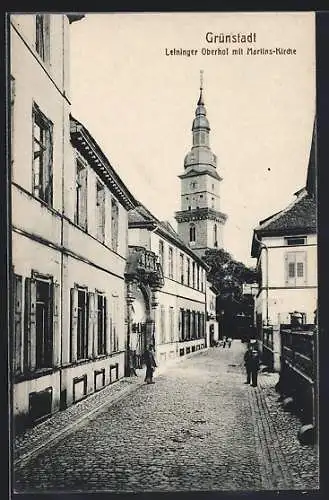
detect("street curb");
top-left (14, 379), bottom-right (144, 468)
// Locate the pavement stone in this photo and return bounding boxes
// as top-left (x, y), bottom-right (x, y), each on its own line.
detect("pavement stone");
top-left (13, 341), bottom-right (319, 493)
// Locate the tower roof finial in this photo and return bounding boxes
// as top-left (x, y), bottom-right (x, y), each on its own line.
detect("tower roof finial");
top-left (198, 69), bottom-right (204, 105)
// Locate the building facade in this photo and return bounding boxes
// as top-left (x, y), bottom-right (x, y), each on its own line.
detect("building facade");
top-left (127, 204), bottom-right (209, 369)
top-left (251, 126), bottom-right (317, 369)
top-left (10, 14), bottom-right (136, 428)
top-left (175, 77), bottom-right (227, 258)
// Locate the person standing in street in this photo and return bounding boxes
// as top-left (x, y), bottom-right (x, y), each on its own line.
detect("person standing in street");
top-left (144, 344), bottom-right (157, 384)
top-left (244, 342), bottom-right (260, 387)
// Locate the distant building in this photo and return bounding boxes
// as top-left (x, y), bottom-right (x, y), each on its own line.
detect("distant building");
top-left (175, 75), bottom-right (227, 259)
top-left (206, 283), bottom-right (219, 346)
top-left (127, 204), bottom-right (209, 369)
top-left (251, 122), bottom-right (317, 368)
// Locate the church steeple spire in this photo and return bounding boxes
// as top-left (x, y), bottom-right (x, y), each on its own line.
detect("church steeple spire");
top-left (175, 72), bottom-right (227, 258)
top-left (198, 69), bottom-right (204, 105)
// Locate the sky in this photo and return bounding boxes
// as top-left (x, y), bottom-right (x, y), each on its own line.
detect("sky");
top-left (69, 12), bottom-right (315, 267)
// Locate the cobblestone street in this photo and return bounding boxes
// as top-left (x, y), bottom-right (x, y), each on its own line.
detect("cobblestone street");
top-left (14, 342), bottom-right (319, 493)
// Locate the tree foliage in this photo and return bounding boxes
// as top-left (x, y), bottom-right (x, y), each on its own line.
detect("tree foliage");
top-left (202, 248), bottom-right (257, 305)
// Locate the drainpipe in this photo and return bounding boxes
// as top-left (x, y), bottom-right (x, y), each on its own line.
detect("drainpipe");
top-left (254, 232), bottom-right (269, 327)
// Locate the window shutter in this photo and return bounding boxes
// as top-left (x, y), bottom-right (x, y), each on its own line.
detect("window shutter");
top-left (70, 287), bottom-right (78, 362)
top-left (105, 296), bottom-right (111, 354)
top-left (52, 281), bottom-right (60, 367)
top-left (88, 292), bottom-right (95, 358)
top-left (81, 168), bottom-right (88, 229)
top-left (296, 251), bottom-right (307, 285)
top-left (13, 275), bottom-right (23, 374)
top-left (103, 296), bottom-right (107, 355)
top-left (25, 278), bottom-right (37, 371)
top-left (285, 252), bottom-right (296, 286)
top-left (45, 123), bottom-right (53, 206)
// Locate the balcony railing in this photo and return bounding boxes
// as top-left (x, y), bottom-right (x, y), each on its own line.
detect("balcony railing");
top-left (125, 246), bottom-right (164, 289)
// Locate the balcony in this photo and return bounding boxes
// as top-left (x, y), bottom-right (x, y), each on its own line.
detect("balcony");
top-left (125, 246), bottom-right (164, 290)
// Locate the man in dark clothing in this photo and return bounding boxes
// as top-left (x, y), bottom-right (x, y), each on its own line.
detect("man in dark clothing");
top-left (244, 345), bottom-right (260, 387)
top-left (144, 345), bottom-right (157, 384)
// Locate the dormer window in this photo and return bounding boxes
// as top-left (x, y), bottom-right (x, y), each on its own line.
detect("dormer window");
top-left (285, 236), bottom-right (307, 246)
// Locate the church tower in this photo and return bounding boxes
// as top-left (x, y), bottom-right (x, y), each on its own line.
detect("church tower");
top-left (175, 71), bottom-right (227, 258)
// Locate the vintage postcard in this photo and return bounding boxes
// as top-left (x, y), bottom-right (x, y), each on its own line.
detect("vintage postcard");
top-left (9, 11), bottom-right (318, 494)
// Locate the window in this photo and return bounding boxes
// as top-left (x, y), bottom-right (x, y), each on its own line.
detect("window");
top-left (10, 76), bottom-right (15, 165)
top-left (35, 14), bottom-right (50, 63)
top-left (159, 240), bottom-right (164, 268)
top-left (169, 307), bottom-right (174, 342)
top-left (97, 293), bottom-right (107, 355)
top-left (180, 254), bottom-right (184, 284)
top-left (186, 258), bottom-right (190, 286)
top-left (168, 247), bottom-right (174, 279)
top-left (285, 236), bottom-right (307, 246)
top-left (190, 181), bottom-right (197, 189)
top-left (75, 158), bottom-right (88, 229)
top-left (211, 197), bottom-right (215, 208)
top-left (160, 305), bottom-right (166, 343)
top-left (190, 224), bottom-right (196, 243)
top-left (77, 289), bottom-right (88, 360)
top-left (25, 276), bottom-right (58, 371)
top-left (96, 181), bottom-right (105, 242)
top-left (32, 103), bottom-right (53, 205)
top-left (13, 274), bottom-right (23, 374)
top-left (197, 265), bottom-right (200, 290)
top-left (200, 194), bottom-right (203, 199)
top-left (179, 308), bottom-right (185, 341)
top-left (110, 295), bottom-right (119, 353)
top-left (192, 262), bottom-right (196, 288)
top-left (111, 198), bottom-right (119, 252)
top-left (201, 270), bottom-right (204, 292)
top-left (285, 251), bottom-right (307, 286)
top-left (214, 224), bottom-right (218, 247)
top-left (212, 184), bottom-right (215, 190)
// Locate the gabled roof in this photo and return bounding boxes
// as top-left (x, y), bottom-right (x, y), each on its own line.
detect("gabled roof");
top-left (255, 190), bottom-right (316, 234)
top-left (128, 203), bottom-right (209, 270)
top-left (251, 189), bottom-right (317, 257)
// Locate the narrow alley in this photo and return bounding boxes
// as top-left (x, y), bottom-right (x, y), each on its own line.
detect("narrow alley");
top-left (13, 342), bottom-right (319, 493)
